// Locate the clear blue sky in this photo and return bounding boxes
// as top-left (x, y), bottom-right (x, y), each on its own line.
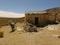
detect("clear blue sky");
top-left (0, 0), bottom-right (60, 13)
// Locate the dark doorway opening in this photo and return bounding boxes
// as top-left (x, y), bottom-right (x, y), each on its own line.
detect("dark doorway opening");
top-left (35, 17), bottom-right (39, 26)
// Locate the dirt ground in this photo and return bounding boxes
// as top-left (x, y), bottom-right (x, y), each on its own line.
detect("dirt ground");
top-left (0, 23), bottom-right (60, 45)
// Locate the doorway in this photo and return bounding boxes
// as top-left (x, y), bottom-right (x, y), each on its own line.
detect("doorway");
top-left (35, 17), bottom-right (39, 25)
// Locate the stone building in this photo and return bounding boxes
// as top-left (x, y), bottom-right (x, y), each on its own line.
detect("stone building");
top-left (25, 11), bottom-right (60, 26)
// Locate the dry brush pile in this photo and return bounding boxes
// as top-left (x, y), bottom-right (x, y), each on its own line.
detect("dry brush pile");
top-left (23, 22), bottom-right (38, 32)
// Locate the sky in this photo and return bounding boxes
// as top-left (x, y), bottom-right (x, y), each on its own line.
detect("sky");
top-left (0, 0), bottom-right (60, 13)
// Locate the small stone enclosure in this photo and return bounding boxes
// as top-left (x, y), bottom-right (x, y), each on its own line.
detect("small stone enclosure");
top-left (25, 11), bottom-right (60, 27)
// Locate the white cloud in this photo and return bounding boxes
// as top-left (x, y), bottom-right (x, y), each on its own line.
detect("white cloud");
top-left (0, 11), bottom-right (25, 18)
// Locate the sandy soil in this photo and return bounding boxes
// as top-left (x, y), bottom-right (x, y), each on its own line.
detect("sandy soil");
top-left (0, 23), bottom-right (60, 45)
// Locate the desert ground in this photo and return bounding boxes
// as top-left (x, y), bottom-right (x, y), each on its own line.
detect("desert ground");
top-left (0, 22), bottom-right (60, 45)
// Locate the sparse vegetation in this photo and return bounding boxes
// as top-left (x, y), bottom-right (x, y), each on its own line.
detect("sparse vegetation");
top-left (58, 36), bottom-right (60, 38)
top-left (0, 31), bottom-right (3, 38)
top-left (0, 7), bottom-right (60, 45)
top-left (23, 22), bottom-right (38, 32)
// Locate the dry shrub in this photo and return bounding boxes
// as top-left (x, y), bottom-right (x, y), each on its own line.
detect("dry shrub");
top-left (0, 31), bottom-right (3, 38)
top-left (23, 22), bottom-right (38, 32)
top-left (58, 36), bottom-right (60, 38)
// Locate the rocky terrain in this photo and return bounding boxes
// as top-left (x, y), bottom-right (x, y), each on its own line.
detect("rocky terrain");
top-left (0, 7), bottom-right (60, 45)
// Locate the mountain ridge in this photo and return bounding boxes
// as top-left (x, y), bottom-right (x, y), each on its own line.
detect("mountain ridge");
top-left (45, 7), bottom-right (60, 13)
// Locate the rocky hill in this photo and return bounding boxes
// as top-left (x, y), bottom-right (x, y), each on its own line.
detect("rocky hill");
top-left (45, 7), bottom-right (60, 13)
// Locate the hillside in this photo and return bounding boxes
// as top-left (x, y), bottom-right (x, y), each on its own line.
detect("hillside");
top-left (0, 23), bottom-right (60, 45)
top-left (45, 7), bottom-right (60, 13)
top-left (0, 17), bottom-right (25, 26)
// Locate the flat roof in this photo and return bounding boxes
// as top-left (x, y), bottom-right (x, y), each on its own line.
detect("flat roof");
top-left (25, 11), bottom-right (47, 14)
